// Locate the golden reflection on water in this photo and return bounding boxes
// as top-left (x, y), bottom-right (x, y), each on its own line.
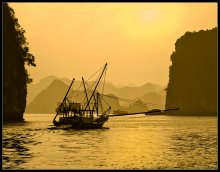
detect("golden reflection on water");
top-left (3, 114), bottom-right (217, 169)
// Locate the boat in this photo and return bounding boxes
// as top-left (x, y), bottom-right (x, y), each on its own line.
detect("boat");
top-left (112, 109), bottom-right (128, 114)
top-left (52, 63), bottom-right (180, 129)
top-left (144, 108), bottom-right (180, 115)
top-left (52, 63), bottom-right (111, 129)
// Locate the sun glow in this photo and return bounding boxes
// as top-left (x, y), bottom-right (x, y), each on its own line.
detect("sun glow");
top-left (141, 10), bottom-right (159, 23)
top-left (8, 3), bottom-right (217, 86)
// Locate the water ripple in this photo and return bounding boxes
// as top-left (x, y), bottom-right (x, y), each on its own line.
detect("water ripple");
top-left (3, 114), bottom-right (217, 169)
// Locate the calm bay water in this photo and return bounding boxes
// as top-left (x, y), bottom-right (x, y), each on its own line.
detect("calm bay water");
top-left (3, 114), bottom-right (217, 170)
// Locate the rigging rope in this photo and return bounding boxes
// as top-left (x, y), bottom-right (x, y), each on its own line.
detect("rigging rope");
top-left (86, 63), bottom-right (106, 82)
top-left (100, 94), bottom-right (164, 109)
top-left (63, 63), bottom-right (165, 110)
top-left (66, 64), bottom-right (107, 104)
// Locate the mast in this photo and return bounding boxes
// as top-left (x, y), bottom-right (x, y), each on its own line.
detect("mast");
top-left (53, 78), bottom-right (75, 123)
top-left (82, 63), bottom-right (107, 116)
top-left (96, 92), bottom-right (99, 116)
top-left (82, 77), bottom-right (90, 111)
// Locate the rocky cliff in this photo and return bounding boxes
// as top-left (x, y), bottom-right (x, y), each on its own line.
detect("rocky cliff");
top-left (3, 3), bottom-right (35, 121)
top-left (165, 28), bottom-right (217, 115)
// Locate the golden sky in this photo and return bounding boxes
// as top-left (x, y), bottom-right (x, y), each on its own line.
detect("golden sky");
top-left (9, 3), bottom-right (217, 87)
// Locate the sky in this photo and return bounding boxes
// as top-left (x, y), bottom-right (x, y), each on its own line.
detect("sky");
top-left (9, 3), bottom-right (217, 87)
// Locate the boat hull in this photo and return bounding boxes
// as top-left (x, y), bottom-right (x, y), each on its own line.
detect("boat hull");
top-left (53, 116), bottom-right (108, 129)
top-left (70, 121), bottom-right (105, 129)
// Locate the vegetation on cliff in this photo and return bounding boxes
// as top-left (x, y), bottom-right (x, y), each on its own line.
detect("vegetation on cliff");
top-left (165, 27), bottom-right (217, 115)
top-left (3, 3), bottom-right (36, 121)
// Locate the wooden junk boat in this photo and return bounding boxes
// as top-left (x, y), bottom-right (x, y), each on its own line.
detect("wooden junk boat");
top-left (53, 63), bottom-right (111, 129)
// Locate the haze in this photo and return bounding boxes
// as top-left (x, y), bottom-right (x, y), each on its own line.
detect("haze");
top-left (9, 3), bottom-right (217, 86)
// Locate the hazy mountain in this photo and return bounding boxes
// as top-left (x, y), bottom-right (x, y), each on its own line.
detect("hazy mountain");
top-left (126, 99), bottom-right (148, 113)
top-left (26, 74), bottom-right (166, 113)
top-left (26, 79), bottom-right (70, 114)
top-left (27, 75), bottom-right (74, 105)
top-left (58, 77), bottom-right (72, 85)
top-left (139, 89), bottom-right (166, 109)
top-left (27, 75), bottom-right (57, 105)
top-left (27, 75), bottom-right (164, 105)
top-left (102, 82), bottom-right (163, 100)
top-left (26, 79), bottom-right (121, 114)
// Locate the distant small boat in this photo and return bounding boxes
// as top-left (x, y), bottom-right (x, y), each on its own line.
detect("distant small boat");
top-left (144, 108), bottom-right (180, 115)
top-left (113, 109), bottom-right (128, 115)
top-left (145, 109), bottom-right (163, 115)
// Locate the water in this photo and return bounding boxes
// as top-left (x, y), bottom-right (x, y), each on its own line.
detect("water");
top-left (3, 114), bottom-right (217, 170)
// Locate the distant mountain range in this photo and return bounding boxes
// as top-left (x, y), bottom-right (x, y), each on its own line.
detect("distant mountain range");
top-left (26, 79), bottom-right (69, 114)
top-left (25, 75), bottom-right (166, 114)
top-left (27, 76), bottom-right (53, 104)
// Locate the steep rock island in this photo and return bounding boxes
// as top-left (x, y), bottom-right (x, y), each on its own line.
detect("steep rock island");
top-left (3, 3), bottom-right (36, 121)
top-left (165, 28), bottom-right (217, 115)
